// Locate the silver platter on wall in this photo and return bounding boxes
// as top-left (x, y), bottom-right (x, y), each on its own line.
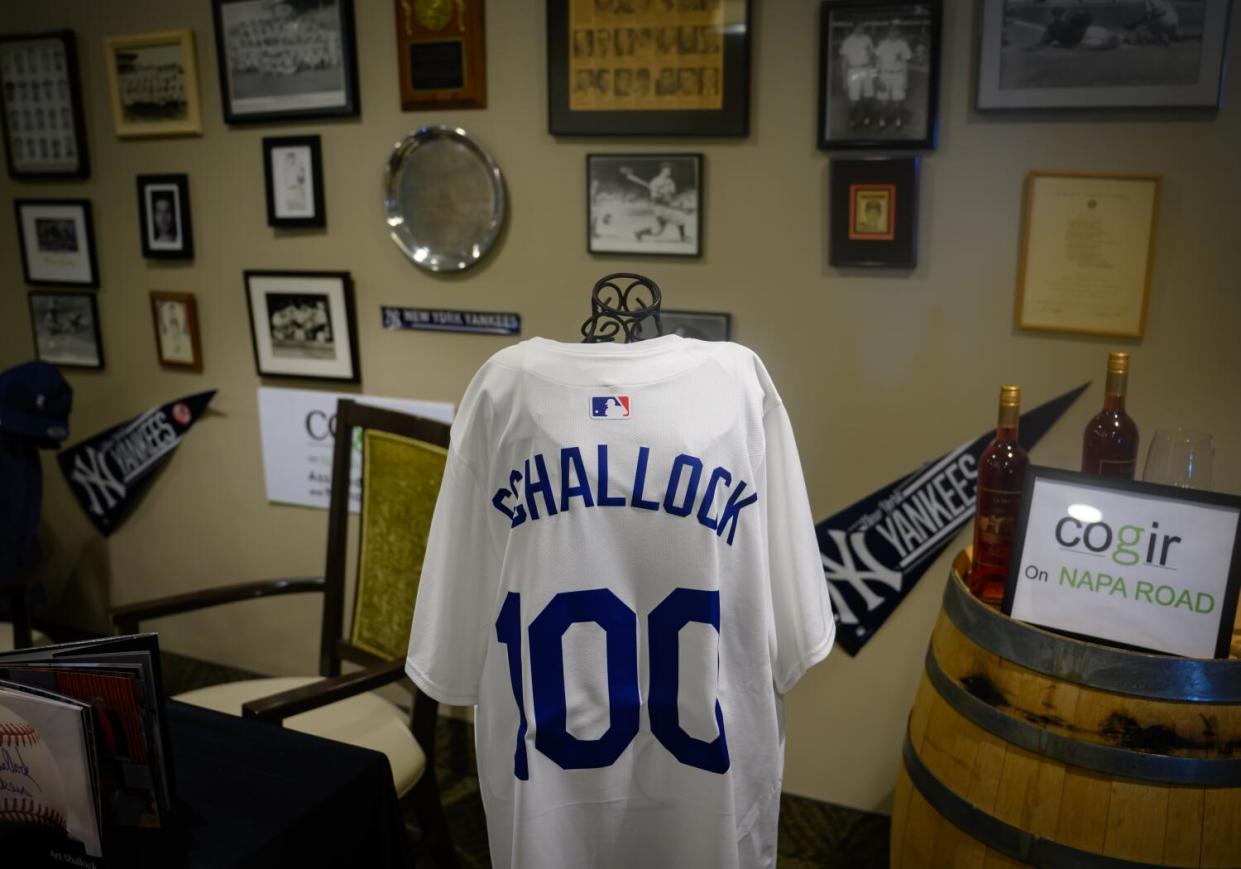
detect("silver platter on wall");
top-left (383, 126), bottom-right (505, 273)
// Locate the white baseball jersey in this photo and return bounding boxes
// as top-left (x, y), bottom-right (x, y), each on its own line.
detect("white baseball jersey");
top-left (405, 334), bottom-right (835, 869)
top-left (875, 38), bottom-right (912, 74)
top-left (839, 32), bottom-right (873, 67)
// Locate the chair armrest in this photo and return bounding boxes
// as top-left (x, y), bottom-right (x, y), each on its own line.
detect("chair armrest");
top-left (242, 660), bottom-right (407, 724)
top-left (112, 577), bottom-right (325, 633)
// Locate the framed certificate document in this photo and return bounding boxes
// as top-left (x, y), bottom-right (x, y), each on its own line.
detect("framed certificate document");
top-left (1016, 171), bottom-right (1160, 338)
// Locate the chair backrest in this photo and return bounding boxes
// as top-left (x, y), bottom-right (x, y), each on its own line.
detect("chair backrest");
top-left (319, 400), bottom-right (451, 677)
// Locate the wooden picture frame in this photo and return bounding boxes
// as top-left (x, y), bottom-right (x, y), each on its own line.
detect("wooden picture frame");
top-left (547, 0), bottom-right (751, 136)
top-left (103, 29), bottom-right (202, 138)
top-left (829, 157), bottom-right (918, 268)
top-left (244, 270), bottom-right (359, 383)
top-left (28, 290), bottom-right (104, 369)
top-left (263, 135), bottom-right (325, 229)
top-left (0, 29), bottom-right (91, 179)
top-left (1016, 171), bottom-right (1160, 339)
top-left (150, 291), bottom-right (202, 371)
top-left (137, 174), bottom-right (194, 260)
top-left (395, 0), bottom-right (486, 109)
top-left (15, 198), bottom-right (99, 287)
top-left (587, 153), bottom-right (702, 257)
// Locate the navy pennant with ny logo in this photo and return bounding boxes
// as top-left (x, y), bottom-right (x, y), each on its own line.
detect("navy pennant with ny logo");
top-left (820, 384), bottom-right (1087, 656)
top-left (58, 391), bottom-right (216, 536)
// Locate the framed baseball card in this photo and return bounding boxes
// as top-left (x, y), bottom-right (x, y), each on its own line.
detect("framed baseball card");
top-left (0, 29), bottom-right (91, 179)
top-left (830, 157), bottom-right (918, 268)
top-left (587, 154), bottom-right (702, 257)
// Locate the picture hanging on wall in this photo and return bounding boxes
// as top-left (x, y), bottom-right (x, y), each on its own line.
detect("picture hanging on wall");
top-left (636, 309), bottom-right (731, 341)
top-left (29, 291), bottom-right (104, 369)
top-left (263, 135), bottom-right (325, 228)
top-left (829, 156), bottom-right (919, 268)
top-left (587, 154), bottom-right (702, 257)
top-left (15, 198), bottom-right (99, 287)
top-left (245, 270), bottom-right (359, 383)
top-left (0, 29), bottom-right (91, 179)
top-left (103, 29), bottom-right (203, 138)
top-left (137, 174), bottom-right (194, 259)
top-left (394, 0), bottom-right (487, 109)
top-left (211, 0), bottom-right (360, 123)
top-left (150, 291), bottom-right (202, 371)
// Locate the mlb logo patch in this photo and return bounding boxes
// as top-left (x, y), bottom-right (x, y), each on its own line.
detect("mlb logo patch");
top-left (590, 395), bottom-right (630, 419)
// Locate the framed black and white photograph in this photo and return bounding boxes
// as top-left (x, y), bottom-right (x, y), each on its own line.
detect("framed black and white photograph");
top-left (637, 309), bottom-right (731, 341)
top-left (0, 30), bottom-right (91, 179)
top-left (15, 198), bottom-right (98, 287)
top-left (588, 154), bottom-right (702, 257)
top-left (263, 135), bottom-right (325, 228)
top-left (103, 29), bottom-right (202, 138)
top-left (245, 271), bottom-right (358, 382)
top-left (28, 291), bottom-right (103, 369)
top-left (150, 291), bottom-right (202, 370)
top-left (211, 0), bottom-right (360, 124)
top-left (829, 157), bottom-right (919, 268)
top-left (136, 174), bottom-right (193, 259)
top-left (977, 0), bottom-right (1232, 110)
top-left (818, 0), bottom-right (940, 150)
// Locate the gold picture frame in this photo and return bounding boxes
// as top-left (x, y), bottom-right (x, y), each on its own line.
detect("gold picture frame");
top-left (1016, 171), bottom-right (1160, 339)
top-left (104, 29), bottom-right (202, 138)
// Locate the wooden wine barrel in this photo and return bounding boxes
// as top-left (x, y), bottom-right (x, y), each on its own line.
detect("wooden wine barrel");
top-left (891, 549), bottom-right (1241, 868)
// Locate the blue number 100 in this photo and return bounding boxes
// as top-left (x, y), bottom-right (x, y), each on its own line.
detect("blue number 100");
top-left (494, 588), bottom-right (729, 780)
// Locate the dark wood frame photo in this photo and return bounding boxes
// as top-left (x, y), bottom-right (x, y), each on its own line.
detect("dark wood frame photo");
top-left (15, 198), bottom-right (99, 287)
top-left (137, 174), bottom-right (194, 260)
top-left (244, 270), bottom-right (359, 383)
top-left (263, 135), bottom-right (325, 229)
top-left (817, 0), bottom-right (941, 151)
top-left (587, 153), bottom-right (703, 258)
top-left (150, 290), bottom-right (202, 371)
top-left (0, 29), bottom-right (91, 179)
top-left (28, 290), bottom-right (104, 369)
top-left (211, 0), bottom-right (360, 124)
top-left (547, 0), bottom-right (751, 136)
top-left (830, 157), bottom-right (919, 268)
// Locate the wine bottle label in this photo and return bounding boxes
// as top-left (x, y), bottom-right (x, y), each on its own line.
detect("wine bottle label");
top-left (1090, 458), bottom-right (1137, 477)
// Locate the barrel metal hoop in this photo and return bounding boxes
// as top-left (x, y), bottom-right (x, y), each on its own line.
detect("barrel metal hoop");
top-left (901, 731), bottom-right (1182, 869)
top-left (942, 573), bottom-right (1241, 704)
top-left (925, 647), bottom-right (1241, 787)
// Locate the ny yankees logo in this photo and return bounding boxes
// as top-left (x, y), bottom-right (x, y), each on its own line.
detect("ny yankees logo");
top-left (70, 447), bottom-right (126, 517)
top-left (820, 529), bottom-right (902, 627)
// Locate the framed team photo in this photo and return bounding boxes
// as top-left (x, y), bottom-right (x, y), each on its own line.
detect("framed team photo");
top-left (977, 0), bottom-right (1232, 110)
top-left (636, 309), bottom-right (731, 341)
top-left (263, 135), bottom-right (325, 228)
top-left (28, 291), bottom-right (104, 369)
top-left (211, 0), bottom-right (360, 124)
top-left (15, 198), bottom-right (99, 287)
top-left (0, 29), bottom-right (91, 180)
top-left (103, 29), bottom-right (202, 138)
top-left (817, 0), bottom-right (940, 151)
top-left (829, 157), bottom-right (919, 268)
top-left (150, 291), bottom-right (202, 371)
top-left (245, 270), bottom-right (359, 382)
top-left (137, 174), bottom-right (193, 259)
top-left (587, 154), bottom-right (702, 257)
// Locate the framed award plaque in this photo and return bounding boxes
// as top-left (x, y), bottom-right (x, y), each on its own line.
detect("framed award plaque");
top-left (395, 0), bottom-right (487, 110)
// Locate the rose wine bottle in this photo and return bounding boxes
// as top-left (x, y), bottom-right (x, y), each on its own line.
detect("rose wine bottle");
top-left (1081, 351), bottom-right (1139, 479)
top-left (970, 385), bottom-right (1028, 606)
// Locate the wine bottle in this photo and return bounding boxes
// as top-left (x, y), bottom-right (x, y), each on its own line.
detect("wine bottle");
top-left (970, 385), bottom-right (1029, 607)
top-left (1081, 352), bottom-right (1139, 479)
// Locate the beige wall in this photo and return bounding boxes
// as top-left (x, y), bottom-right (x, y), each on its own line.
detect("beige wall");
top-left (2, 1), bottom-right (1239, 814)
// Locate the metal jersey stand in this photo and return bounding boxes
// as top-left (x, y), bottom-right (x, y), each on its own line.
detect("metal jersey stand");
top-left (580, 273), bottom-right (663, 343)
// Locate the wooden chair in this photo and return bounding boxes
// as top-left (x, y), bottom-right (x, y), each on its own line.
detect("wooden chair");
top-left (112, 400), bottom-right (457, 866)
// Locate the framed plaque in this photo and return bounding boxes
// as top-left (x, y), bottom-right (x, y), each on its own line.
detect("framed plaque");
top-left (395, 0), bottom-right (486, 109)
top-left (0, 30), bottom-right (91, 179)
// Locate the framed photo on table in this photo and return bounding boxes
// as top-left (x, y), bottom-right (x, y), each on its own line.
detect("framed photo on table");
top-left (977, 0), bottom-right (1232, 110)
top-left (263, 136), bottom-right (325, 228)
top-left (1016, 172), bottom-right (1160, 338)
top-left (137, 174), bottom-right (193, 259)
top-left (0, 30), bottom-right (90, 179)
top-left (103, 29), bottom-right (202, 138)
top-left (829, 157), bottom-right (919, 268)
top-left (150, 291), bottom-right (202, 371)
top-left (817, 0), bottom-right (940, 151)
top-left (212, 0), bottom-right (360, 123)
top-left (245, 270), bottom-right (359, 383)
top-left (547, 0), bottom-right (751, 136)
top-left (587, 153), bottom-right (702, 257)
top-left (15, 198), bottom-right (98, 287)
top-left (28, 291), bottom-right (104, 369)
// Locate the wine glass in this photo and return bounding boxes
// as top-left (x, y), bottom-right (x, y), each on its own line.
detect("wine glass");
top-left (1142, 430), bottom-right (1215, 490)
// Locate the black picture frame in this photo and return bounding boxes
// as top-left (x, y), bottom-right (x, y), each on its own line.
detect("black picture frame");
top-left (15, 198), bottom-right (99, 287)
top-left (1002, 466), bottom-right (1241, 660)
top-left (211, 0), bottom-right (360, 124)
top-left (244, 270), bottom-right (359, 383)
top-left (0, 29), bottom-right (91, 180)
top-left (262, 135), bottom-right (325, 229)
top-left (547, 0), bottom-right (751, 136)
top-left (637, 309), bottom-right (731, 341)
top-left (829, 156), bottom-right (918, 268)
top-left (587, 153), bottom-right (703, 257)
top-left (817, 0), bottom-right (940, 151)
top-left (136, 174), bottom-right (194, 260)
top-left (28, 290), bottom-right (104, 369)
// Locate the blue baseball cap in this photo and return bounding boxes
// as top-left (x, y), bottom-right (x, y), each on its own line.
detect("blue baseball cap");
top-left (0, 360), bottom-right (72, 446)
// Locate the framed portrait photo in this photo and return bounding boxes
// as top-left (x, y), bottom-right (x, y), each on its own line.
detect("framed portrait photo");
top-left (15, 198), bottom-right (98, 287)
top-left (103, 29), bottom-right (202, 138)
top-left (588, 153), bottom-right (702, 257)
top-left (137, 174), bottom-right (193, 259)
top-left (547, 0), bottom-right (751, 136)
top-left (263, 135), bottom-right (325, 228)
top-left (0, 30), bottom-right (91, 179)
top-left (212, 0), bottom-right (360, 124)
top-left (636, 309), bottom-right (730, 340)
top-left (829, 157), bottom-right (919, 268)
top-left (245, 270), bottom-right (359, 382)
top-left (818, 0), bottom-right (940, 151)
top-left (28, 291), bottom-right (103, 369)
top-left (977, 0), bottom-right (1232, 110)
top-left (150, 291), bottom-right (202, 370)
